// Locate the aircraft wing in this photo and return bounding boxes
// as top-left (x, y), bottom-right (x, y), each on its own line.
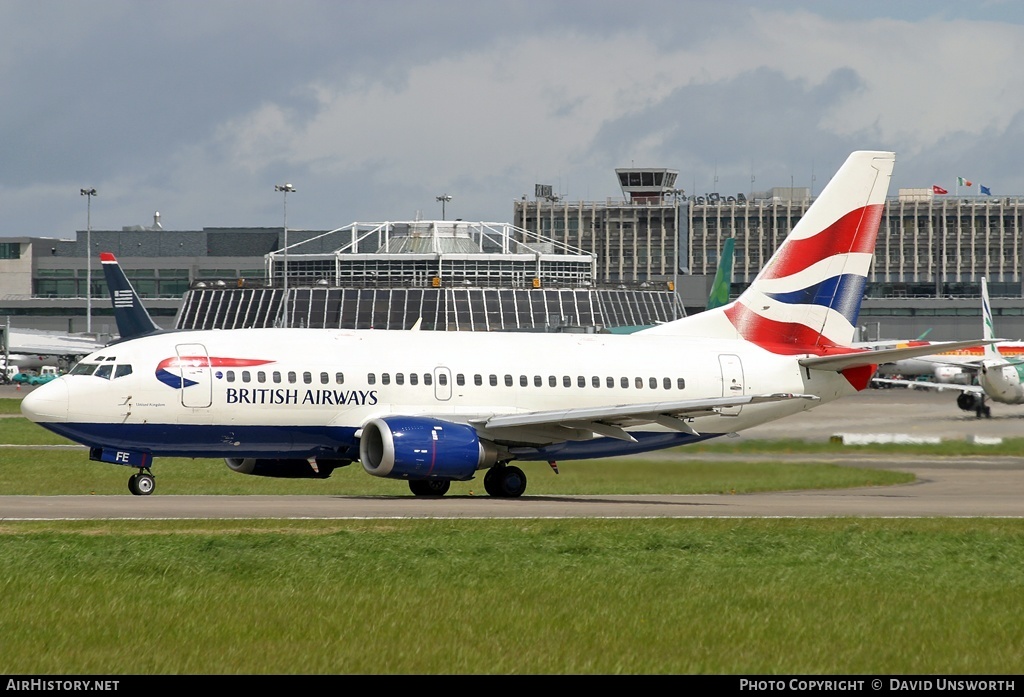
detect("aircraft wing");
top-left (4, 328), bottom-right (105, 357)
top-left (470, 392), bottom-right (817, 443)
top-left (799, 339), bottom-right (1001, 372)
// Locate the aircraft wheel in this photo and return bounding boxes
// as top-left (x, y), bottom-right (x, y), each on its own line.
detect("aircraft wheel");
top-left (409, 479), bottom-right (450, 497)
top-left (496, 466), bottom-right (527, 498)
top-left (483, 466), bottom-right (502, 497)
top-left (130, 472), bottom-right (155, 496)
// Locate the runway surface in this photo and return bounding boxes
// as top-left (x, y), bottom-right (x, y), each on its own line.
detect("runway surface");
top-left (3, 386), bottom-right (1024, 519)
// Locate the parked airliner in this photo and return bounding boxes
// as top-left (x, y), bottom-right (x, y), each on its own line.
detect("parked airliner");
top-left (874, 277), bottom-right (1024, 417)
top-left (21, 151), bottom-right (992, 497)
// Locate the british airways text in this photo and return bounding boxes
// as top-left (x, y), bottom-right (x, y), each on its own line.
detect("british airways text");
top-left (225, 388), bottom-right (378, 406)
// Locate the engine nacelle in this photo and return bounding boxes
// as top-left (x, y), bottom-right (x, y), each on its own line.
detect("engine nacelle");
top-left (956, 393), bottom-right (982, 412)
top-left (359, 416), bottom-right (499, 481)
top-left (224, 457), bottom-right (350, 479)
top-left (934, 366), bottom-right (970, 384)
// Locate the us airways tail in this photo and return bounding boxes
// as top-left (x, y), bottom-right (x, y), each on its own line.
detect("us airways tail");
top-left (100, 253), bottom-right (163, 340)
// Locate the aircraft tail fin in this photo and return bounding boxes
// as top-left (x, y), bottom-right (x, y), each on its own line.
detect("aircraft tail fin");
top-left (705, 237), bottom-right (734, 311)
top-left (100, 253), bottom-right (163, 340)
top-left (640, 150), bottom-right (895, 352)
top-left (981, 277), bottom-right (1000, 360)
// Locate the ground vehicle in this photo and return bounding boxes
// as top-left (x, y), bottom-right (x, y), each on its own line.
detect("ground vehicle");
top-left (12, 366), bottom-right (62, 386)
top-left (1, 365), bottom-right (19, 384)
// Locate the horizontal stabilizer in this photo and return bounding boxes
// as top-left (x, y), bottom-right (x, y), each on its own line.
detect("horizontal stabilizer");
top-left (799, 339), bottom-right (1001, 372)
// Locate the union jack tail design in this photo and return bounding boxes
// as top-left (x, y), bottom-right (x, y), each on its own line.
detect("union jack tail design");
top-left (643, 151), bottom-right (895, 353)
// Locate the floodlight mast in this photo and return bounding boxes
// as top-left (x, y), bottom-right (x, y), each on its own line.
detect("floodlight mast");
top-left (275, 183), bottom-right (296, 328)
top-left (436, 194), bottom-right (452, 220)
top-left (80, 188), bottom-right (97, 333)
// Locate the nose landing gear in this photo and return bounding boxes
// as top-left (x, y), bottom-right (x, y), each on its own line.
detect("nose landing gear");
top-left (128, 469), bottom-right (155, 496)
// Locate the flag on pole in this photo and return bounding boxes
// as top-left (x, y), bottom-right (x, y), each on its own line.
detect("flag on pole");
top-left (980, 185), bottom-right (992, 195)
top-left (933, 185), bottom-right (948, 195)
top-left (957, 176), bottom-right (972, 187)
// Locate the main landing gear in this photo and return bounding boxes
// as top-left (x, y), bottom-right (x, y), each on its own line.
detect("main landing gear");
top-left (405, 464), bottom-right (528, 498)
top-left (956, 392), bottom-right (992, 419)
top-left (128, 469), bottom-right (155, 496)
top-left (408, 479), bottom-right (451, 497)
top-left (483, 464), bottom-right (527, 498)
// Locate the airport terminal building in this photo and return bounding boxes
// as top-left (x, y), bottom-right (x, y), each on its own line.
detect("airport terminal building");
top-left (3, 173), bottom-right (1024, 341)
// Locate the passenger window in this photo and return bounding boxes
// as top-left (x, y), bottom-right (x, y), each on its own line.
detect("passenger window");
top-left (273, 371), bottom-right (281, 384)
top-left (242, 371), bottom-right (251, 383)
top-left (94, 364), bottom-right (113, 380)
top-left (474, 374), bottom-right (483, 386)
top-left (303, 371), bottom-right (312, 384)
top-left (257, 371), bottom-right (266, 383)
top-left (114, 365), bottom-right (133, 379)
top-left (606, 376), bottom-right (614, 388)
top-left (534, 375), bottom-right (542, 387)
top-left (635, 377), bottom-right (643, 389)
top-left (335, 372), bottom-right (345, 384)
top-left (382, 373), bottom-right (391, 385)
top-left (563, 376), bottom-right (571, 388)
top-left (457, 374), bottom-right (465, 386)
top-left (288, 371), bottom-right (297, 384)
top-left (620, 377), bottom-right (629, 388)
top-left (410, 373), bottom-right (419, 386)
top-left (368, 373), bottom-right (376, 385)
top-left (548, 376), bottom-right (556, 387)
top-left (505, 374), bottom-right (513, 387)
top-left (592, 376), bottom-right (600, 388)
top-left (226, 371), bottom-right (235, 383)
top-left (577, 376), bottom-right (585, 388)
top-left (649, 377), bottom-right (657, 389)
top-left (320, 372), bottom-right (329, 384)
top-left (424, 373), bottom-right (432, 386)
top-left (438, 373), bottom-right (448, 386)
top-left (663, 377), bottom-right (671, 390)
top-left (489, 374), bottom-right (497, 387)
top-left (677, 378), bottom-right (685, 389)
top-left (396, 373), bottom-right (405, 385)
top-left (520, 375), bottom-right (528, 387)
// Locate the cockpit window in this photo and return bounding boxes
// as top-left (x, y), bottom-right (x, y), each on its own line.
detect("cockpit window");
top-left (70, 363), bottom-right (97, 376)
top-left (94, 364), bottom-right (113, 380)
top-left (114, 365), bottom-right (133, 379)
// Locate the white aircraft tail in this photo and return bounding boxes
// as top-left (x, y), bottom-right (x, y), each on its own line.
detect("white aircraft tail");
top-left (981, 277), bottom-right (1001, 360)
top-left (641, 150), bottom-right (895, 352)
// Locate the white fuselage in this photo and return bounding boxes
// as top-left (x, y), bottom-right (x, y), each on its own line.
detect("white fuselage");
top-left (979, 362), bottom-right (1024, 405)
top-left (22, 327), bottom-right (857, 462)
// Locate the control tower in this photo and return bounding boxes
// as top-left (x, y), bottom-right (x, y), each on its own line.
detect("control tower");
top-left (614, 167), bottom-right (680, 203)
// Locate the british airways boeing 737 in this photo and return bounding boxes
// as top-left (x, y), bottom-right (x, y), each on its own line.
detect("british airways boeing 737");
top-left (21, 151), bottom-right (991, 497)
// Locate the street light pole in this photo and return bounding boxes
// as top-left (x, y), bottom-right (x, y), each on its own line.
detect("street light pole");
top-left (80, 188), bottom-right (97, 333)
top-left (274, 183), bottom-right (296, 328)
top-left (435, 194), bottom-right (452, 220)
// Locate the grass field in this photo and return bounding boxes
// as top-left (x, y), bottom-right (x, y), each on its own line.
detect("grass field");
top-left (3, 399), bottom-right (1023, 675)
top-left (0, 518), bottom-right (1022, 674)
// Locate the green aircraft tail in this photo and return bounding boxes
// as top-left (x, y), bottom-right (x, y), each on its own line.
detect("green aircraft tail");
top-left (705, 237), bottom-right (735, 310)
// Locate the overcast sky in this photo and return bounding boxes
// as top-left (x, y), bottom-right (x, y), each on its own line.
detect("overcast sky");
top-left (2, 0), bottom-right (1023, 239)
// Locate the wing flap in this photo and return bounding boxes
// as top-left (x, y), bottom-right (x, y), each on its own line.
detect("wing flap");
top-left (470, 393), bottom-right (816, 443)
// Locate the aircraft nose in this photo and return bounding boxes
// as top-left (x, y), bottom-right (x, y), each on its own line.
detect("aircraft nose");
top-left (20, 379), bottom-right (69, 423)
